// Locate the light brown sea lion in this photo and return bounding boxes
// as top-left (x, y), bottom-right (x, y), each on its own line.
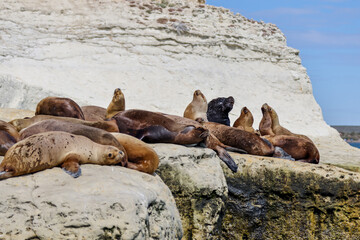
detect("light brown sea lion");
top-left (9, 115), bottom-right (119, 132)
top-left (112, 109), bottom-right (208, 145)
top-left (183, 90), bottom-right (208, 123)
top-left (264, 103), bottom-right (314, 142)
top-left (233, 107), bottom-right (256, 134)
top-left (106, 88), bottom-right (125, 119)
top-left (19, 119), bottom-right (128, 167)
top-left (81, 105), bottom-right (107, 121)
top-left (0, 120), bottom-right (20, 156)
top-left (35, 97), bottom-right (85, 120)
top-left (263, 135), bottom-right (320, 164)
top-left (202, 122), bottom-right (275, 156)
top-left (0, 131), bottom-right (125, 180)
top-left (111, 133), bottom-right (159, 175)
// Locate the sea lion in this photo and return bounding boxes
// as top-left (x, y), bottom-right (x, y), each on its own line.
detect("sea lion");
top-left (9, 115), bottom-right (119, 132)
top-left (111, 133), bottom-right (159, 175)
top-left (233, 107), bottom-right (256, 134)
top-left (207, 96), bottom-right (234, 126)
top-left (81, 106), bottom-right (107, 121)
top-left (19, 119), bottom-right (128, 167)
top-left (183, 90), bottom-right (208, 123)
top-left (0, 120), bottom-right (20, 156)
top-left (35, 97), bottom-right (85, 120)
top-left (264, 103), bottom-right (314, 142)
top-left (0, 131), bottom-right (125, 180)
top-left (259, 104), bottom-right (275, 136)
top-left (106, 88), bottom-right (125, 119)
top-left (112, 109), bottom-right (208, 145)
top-left (202, 122), bottom-right (275, 156)
top-left (263, 135), bottom-right (320, 164)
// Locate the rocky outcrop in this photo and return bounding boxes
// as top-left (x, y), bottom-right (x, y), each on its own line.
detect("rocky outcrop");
top-left (221, 154), bottom-right (360, 240)
top-left (0, 165), bottom-right (183, 239)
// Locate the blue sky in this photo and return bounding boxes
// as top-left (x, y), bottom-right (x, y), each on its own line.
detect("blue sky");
top-left (207, 0), bottom-right (360, 125)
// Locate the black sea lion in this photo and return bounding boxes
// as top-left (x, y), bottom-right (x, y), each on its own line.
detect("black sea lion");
top-left (233, 107), bottom-right (256, 134)
top-left (112, 109), bottom-right (208, 145)
top-left (81, 106), bottom-right (107, 121)
top-left (111, 133), bottom-right (159, 175)
top-left (0, 131), bottom-right (125, 180)
top-left (183, 90), bottom-right (208, 123)
top-left (0, 120), bottom-right (20, 156)
top-left (35, 97), bottom-right (85, 120)
top-left (9, 115), bottom-right (119, 132)
top-left (106, 88), bottom-right (125, 119)
top-left (207, 96), bottom-right (234, 126)
top-left (19, 119), bottom-right (128, 167)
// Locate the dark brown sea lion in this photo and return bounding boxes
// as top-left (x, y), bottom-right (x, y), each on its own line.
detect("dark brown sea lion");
top-left (9, 115), bottom-right (119, 132)
top-left (0, 131), bottom-right (125, 180)
top-left (19, 119), bottom-right (128, 167)
top-left (35, 97), bottom-right (85, 120)
top-left (203, 122), bottom-right (275, 156)
top-left (233, 107), bottom-right (256, 134)
top-left (111, 133), bottom-right (159, 175)
top-left (259, 104), bottom-right (275, 136)
top-left (81, 105), bottom-right (107, 121)
top-left (183, 90), bottom-right (208, 123)
top-left (112, 109), bottom-right (208, 145)
top-left (0, 120), bottom-right (20, 156)
top-left (264, 103), bottom-right (314, 142)
top-left (106, 88), bottom-right (125, 119)
top-left (207, 96), bottom-right (234, 126)
top-left (263, 135), bottom-right (320, 164)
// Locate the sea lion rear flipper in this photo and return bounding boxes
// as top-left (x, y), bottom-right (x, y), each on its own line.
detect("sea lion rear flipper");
top-left (0, 168), bottom-right (14, 180)
top-left (224, 146), bottom-right (247, 154)
top-left (215, 146), bottom-right (238, 173)
top-left (61, 155), bottom-right (82, 178)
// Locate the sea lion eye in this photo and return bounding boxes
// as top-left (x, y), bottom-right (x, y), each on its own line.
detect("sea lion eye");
top-left (108, 153), bottom-right (113, 158)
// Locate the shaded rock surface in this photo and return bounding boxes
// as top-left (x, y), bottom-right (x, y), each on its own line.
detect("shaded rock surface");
top-left (0, 165), bottom-right (182, 239)
top-left (221, 153), bottom-right (360, 240)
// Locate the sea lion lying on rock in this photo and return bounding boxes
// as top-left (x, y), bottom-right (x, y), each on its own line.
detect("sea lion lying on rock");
top-left (19, 119), bottom-right (128, 167)
top-left (35, 97), bottom-right (85, 120)
top-left (0, 131), bottom-right (125, 180)
top-left (259, 103), bottom-right (320, 163)
top-left (0, 120), bottom-right (20, 156)
top-left (81, 106), bottom-right (107, 121)
top-left (183, 90), bottom-right (208, 123)
top-left (9, 115), bottom-right (119, 132)
top-left (207, 96), bottom-right (234, 126)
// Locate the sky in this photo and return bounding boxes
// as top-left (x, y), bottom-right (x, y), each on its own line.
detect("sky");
top-left (207, 0), bottom-right (360, 126)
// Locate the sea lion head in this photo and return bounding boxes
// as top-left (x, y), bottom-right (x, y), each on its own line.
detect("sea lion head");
top-left (261, 103), bottom-right (270, 114)
top-left (113, 88), bottom-right (125, 103)
top-left (103, 146), bottom-right (126, 165)
top-left (241, 107), bottom-right (254, 126)
top-left (208, 96), bottom-right (234, 114)
top-left (193, 90), bottom-right (207, 103)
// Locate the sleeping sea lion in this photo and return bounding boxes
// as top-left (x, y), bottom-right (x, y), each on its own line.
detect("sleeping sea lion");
top-left (112, 109), bottom-right (208, 145)
top-left (9, 115), bottom-right (119, 132)
top-left (111, 133), bottom-right (159, 175)
top-left (0, 131), bottom-right (125, 180)
top-left (183, 89), bottom-right (208, 123)
top-left (106, 88), bottom-right (125, 119)
top-left (19, 119), bottom-right (128, 167)
top-left (35, 97), bottom-right (85, 120)
top-left (0, 120), bottom-right (20, 156)
top-left (207, 96), bottom-right (234, 126)
top-left (81, 106), bottom-right (107, 121)
top-left (233, 107), bottom-right (256, 134)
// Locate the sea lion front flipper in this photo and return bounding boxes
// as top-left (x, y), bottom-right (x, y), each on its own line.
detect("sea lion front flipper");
top-left (214, 146), bottom-right (238, 173)
top-left (61, 155), bottom-right (82, 178)
top-left (223, 146), bottom-right (247, 154)
top-left (273, 147), bottom-right (295, 161)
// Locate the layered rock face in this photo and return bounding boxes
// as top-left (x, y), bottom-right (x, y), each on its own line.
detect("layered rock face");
top-left (0, 0), bottom-right (329, 137)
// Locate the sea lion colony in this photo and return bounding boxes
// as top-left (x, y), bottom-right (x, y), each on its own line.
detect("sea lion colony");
top-left (0, 88), bottom-right (319, 180)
